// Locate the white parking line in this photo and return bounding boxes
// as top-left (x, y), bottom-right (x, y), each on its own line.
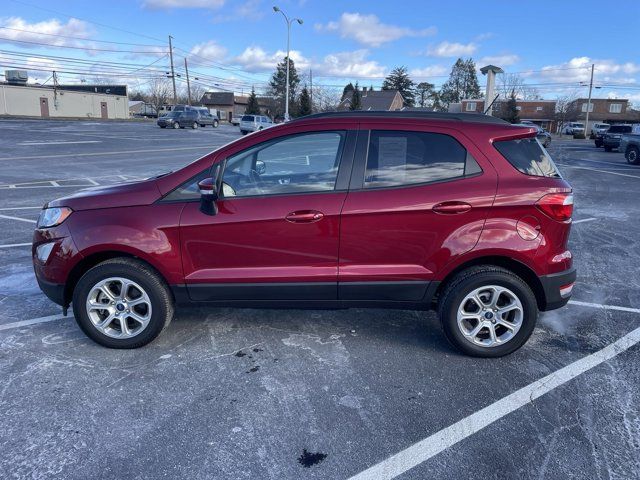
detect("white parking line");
top-left (573, 217), bottom-right (597, 224)
top-left (348, 300), bottom-right (640, 480)
top-left (0, 242), bottom-right (31, 248)
top-left (0, 214), bottom-right (37, 224)
top-left (18, 140), bottom-right (102, 145)
top-left (0, 313), bottom-right (67, 332)
top-left (0, 206), bottom-right (42, 211)
top-left (568, 300), bottom-right (640, 314)
top-left (558, 164), bottom-right (640, 179)
top-left (0, 145), bottom-right (212, 162)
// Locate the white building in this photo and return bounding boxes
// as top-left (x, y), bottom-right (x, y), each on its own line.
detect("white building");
top-left (0, 83), bottom-right (128, 119)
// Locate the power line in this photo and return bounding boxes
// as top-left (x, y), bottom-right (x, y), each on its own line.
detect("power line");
top-left (0, 26), bottom-right (166, 47)
top-left (0, 36), bottom-right (167, 54)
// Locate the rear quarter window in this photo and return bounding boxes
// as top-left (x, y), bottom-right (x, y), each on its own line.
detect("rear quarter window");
top-left (494, 137), bottom-right (561, 178)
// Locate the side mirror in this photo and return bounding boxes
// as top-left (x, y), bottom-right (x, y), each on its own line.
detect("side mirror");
top-left (255, 160), bottom-right (266, 175)
top-left (198, 177), bottom-right (219, 216)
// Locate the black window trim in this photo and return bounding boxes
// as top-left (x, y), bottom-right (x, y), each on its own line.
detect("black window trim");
top-left (349, 129), bottom-right (483, 192)
top-left (217, 129), bottom-right (355, 200)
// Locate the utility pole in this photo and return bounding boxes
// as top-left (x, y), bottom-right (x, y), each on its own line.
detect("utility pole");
top-left (584, 63), bottom-right (595, 136)
top-left (184, 57), bottom-right (192, 106)
top-left (168, 35), bottom-right (177, 105)
top-left (273, 6), bottom-right (303, 122)
top-left (309, 68), bottom-right (313, 113)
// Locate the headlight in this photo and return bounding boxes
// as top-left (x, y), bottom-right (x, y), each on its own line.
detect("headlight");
top-left (37, 207), bottom-right (73, 228)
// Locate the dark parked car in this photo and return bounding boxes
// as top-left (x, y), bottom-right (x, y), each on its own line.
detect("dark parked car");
top-left (157, 110), bottom-right (200, 129)
top-left (515, 123), bottom-right (551, 147)
top-left (620, 126), bottom-right (640, 164)
top-left (33, 111), bottom-right (575, 357)
top-left (602, 124), bottom-right (633, 152)
top-left (194, 108), bottom-right (220, 128)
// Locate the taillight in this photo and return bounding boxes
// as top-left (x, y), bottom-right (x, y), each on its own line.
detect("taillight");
top-left (535, 193), bottom-right (573, 222)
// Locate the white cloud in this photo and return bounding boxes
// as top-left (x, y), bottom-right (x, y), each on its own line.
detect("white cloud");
top-left (538, 57), bottom-right (640, 83)
top-left (189, 41), bottom-right (227, 62)
top-left (0, 16), bottom-right (93, 47)
top-left (410, 65), bottom-right (448, 78)
top-left (426, 41), bottom-right (477, 58)
top-left (143, 0), bottom-right (225, 9)
top-left (479, 54), bottom-right (520, 67)
top-left (232, 46), bottom-right (385, 78)
top-left (315, 13), bottom-right (436, 47)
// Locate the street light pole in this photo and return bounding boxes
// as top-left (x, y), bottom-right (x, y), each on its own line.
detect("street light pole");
top-left (584, 63), bottom-right (595, 137)
top-left (273, 6), bottom-right (303, 122)
top-left (168, 35), bottom-right (177, 105)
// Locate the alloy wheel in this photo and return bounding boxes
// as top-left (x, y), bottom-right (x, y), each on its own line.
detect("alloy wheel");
top-left (456, 285), bottom-right (523, 347)
top-left (85, 277), bottom-right (152, 339)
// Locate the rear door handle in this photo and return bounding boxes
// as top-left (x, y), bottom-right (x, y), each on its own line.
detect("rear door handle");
top-left (285, 210), bottom-right (324, 223)
top-left (432, 201), bottom-right (472, 215)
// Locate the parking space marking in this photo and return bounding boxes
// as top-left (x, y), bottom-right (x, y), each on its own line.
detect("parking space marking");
top-left (0, 206), bottom-right (42, 211)
top-left (0, 145), bottom-right (214, 162)
top-left (568, 300), bottom-right (640, 314)
top-left (573, 217), bottom-right (597, 224)
top-left (0, 313), bottom-right (67, 332)
top-left (0, 214), bottom-right (37, 224)
top-left (349, 301), bottom-right (640, 480)
top-left (18, 140), bottom-right (102, 146)
top-left (557, 164), bottom-right (640, 180)
top-left (0, 242), bottom-right (31, 249)
top-left (0, 174), bottom-right (144, 189)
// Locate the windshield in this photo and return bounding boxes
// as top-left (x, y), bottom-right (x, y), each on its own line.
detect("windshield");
top-left (608, 125), bottom-right (632, 133)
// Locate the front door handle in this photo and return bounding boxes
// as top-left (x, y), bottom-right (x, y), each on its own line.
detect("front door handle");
top-left (432, 201), bottom-right (472, 215)
top-left (285, 210), bottom-right (324, 223)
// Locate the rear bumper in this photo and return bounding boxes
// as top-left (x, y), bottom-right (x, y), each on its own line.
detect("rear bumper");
top-left (539, 267), bottom-right (576, 311)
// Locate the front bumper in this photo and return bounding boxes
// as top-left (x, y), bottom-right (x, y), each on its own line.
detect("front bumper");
top-left (35, 275), bottom-right (65, 306)
top-left (539, 267), bottom-right (577, 311)
top-left (603, 137), bottom-right (621, 148)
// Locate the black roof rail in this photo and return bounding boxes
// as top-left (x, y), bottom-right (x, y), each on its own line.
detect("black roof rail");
top-left (291, 110), bottom-right (509, 125)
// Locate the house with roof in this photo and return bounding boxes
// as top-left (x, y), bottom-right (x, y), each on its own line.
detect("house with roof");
top-left (338, 88), bottom-right (404, 111)
top-left (460, 99), bottom-right (558, 131)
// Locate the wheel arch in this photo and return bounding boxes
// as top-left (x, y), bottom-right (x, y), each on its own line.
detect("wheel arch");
top-left (64, 250), bottom-right (172, 309)
top-left (434, 255), bottom-right (545, 310)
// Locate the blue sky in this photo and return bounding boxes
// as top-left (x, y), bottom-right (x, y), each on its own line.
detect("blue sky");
top-left (1, 0), bottom-right (639, 103)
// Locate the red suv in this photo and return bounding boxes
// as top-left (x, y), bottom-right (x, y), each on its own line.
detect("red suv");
top-left (33, 112), bottom-right (575, 357)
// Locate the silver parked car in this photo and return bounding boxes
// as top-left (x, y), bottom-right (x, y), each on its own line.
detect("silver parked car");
top-left (239, 115), bottom-right (273, 135)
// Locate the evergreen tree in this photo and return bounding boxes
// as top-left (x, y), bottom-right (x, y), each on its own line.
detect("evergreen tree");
top-left (439, 58), bottom-right (482, 108)
top-left (245, 87), bottom-right (261, 115)
top-left (350, 82), bottom-right (361, 110)
top-left (298, 85), bottom-right (312, 116)
top-left (416, 82), bottom-right (436, 108)
top-left (268, 57), bottom-right (300, 118)
top-left (342, 82), bottom-right (355, 101)
top-left (501, 91), bottom-right (520, 124)
top-left (382, 66), bottom-right (416, 107)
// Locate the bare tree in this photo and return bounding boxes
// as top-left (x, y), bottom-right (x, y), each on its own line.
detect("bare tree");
top-left (497, 73), bottom-right (541, 101)
top-left (148, 77), bottom-right (172, 116)
top-left (554, 90), bottom-right (580, 134)
top-left (310, 84), bottom-right (341, 112)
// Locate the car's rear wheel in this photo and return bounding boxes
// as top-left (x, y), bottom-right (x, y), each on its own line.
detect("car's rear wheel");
top-left (173, 122), bottom-right (180, 129)
top-left (159, 125), bottom-right (166, 129)
top-left (626, 146), bottom-right (639, 165)
top-left (213, 120), bottom-right (219, 128)
top-left (72, 258), bottom-right (174, 349)
top-left (437, 266), bottom-right (538, 357)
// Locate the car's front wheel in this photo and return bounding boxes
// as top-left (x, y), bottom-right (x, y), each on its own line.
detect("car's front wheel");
top-left (72, 258), bottom-right (174, 348)
top-left (192, 122), bottom-right (198, 129)
top-left (437, 266), bottom-right (538, 357)
top-left (213, 120), bottom-right (219, 128)
top-left (173, 122), bottom-right (180, 129)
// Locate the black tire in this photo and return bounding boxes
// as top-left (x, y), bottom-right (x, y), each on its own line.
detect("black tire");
top-left (159, 125), bottom-right (166, 129)
top-left (626, 146), bottom-right (640, 165)
top-left (241, 130), bottom-right (248, 135)
top-left (72, 258), bottom-right (174, 349)
top-left (213, 120), bottom-right (219, 128)
top-left (604, 146), bottom-right (612, 152)
top-left (192, 122), bottom-right (198, 129)
top-left (595, 141), bottom-right (602, 148)
top-left (173, 122), bottom-right (180, 129)
top-left (437, 266), bottom-right (538, 357)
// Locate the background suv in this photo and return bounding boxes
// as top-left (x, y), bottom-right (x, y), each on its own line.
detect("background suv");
top-left (240, 114), bottom-right (273, 134)
top-left (602, 124), bottom-right (633, 152)
top-left (33, 111), bottom-right (575, 357)
top-left (157, 110), bottom-right (200, 129)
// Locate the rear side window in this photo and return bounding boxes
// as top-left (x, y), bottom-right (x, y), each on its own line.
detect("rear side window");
top-left (494, 138), bottom-right (561, 178)
top-left (364, 130), bottom-right (481, 188)
top-left (242, 115), bottom-right (255, 122)
top-left (608, 125), bottom-right (632, 133)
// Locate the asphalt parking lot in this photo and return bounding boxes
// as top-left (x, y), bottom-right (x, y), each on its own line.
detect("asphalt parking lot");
top-left (1, 119), bottom-right (639, 479)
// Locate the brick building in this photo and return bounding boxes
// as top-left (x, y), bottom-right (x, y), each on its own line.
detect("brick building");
top-left (460, 99), bottom-right (557, 131)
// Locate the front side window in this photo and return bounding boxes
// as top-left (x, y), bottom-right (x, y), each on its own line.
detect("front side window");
top-left (364, 130), bottom-right (480, 188)
top-left (222, 131), bottom-right (345, 197)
